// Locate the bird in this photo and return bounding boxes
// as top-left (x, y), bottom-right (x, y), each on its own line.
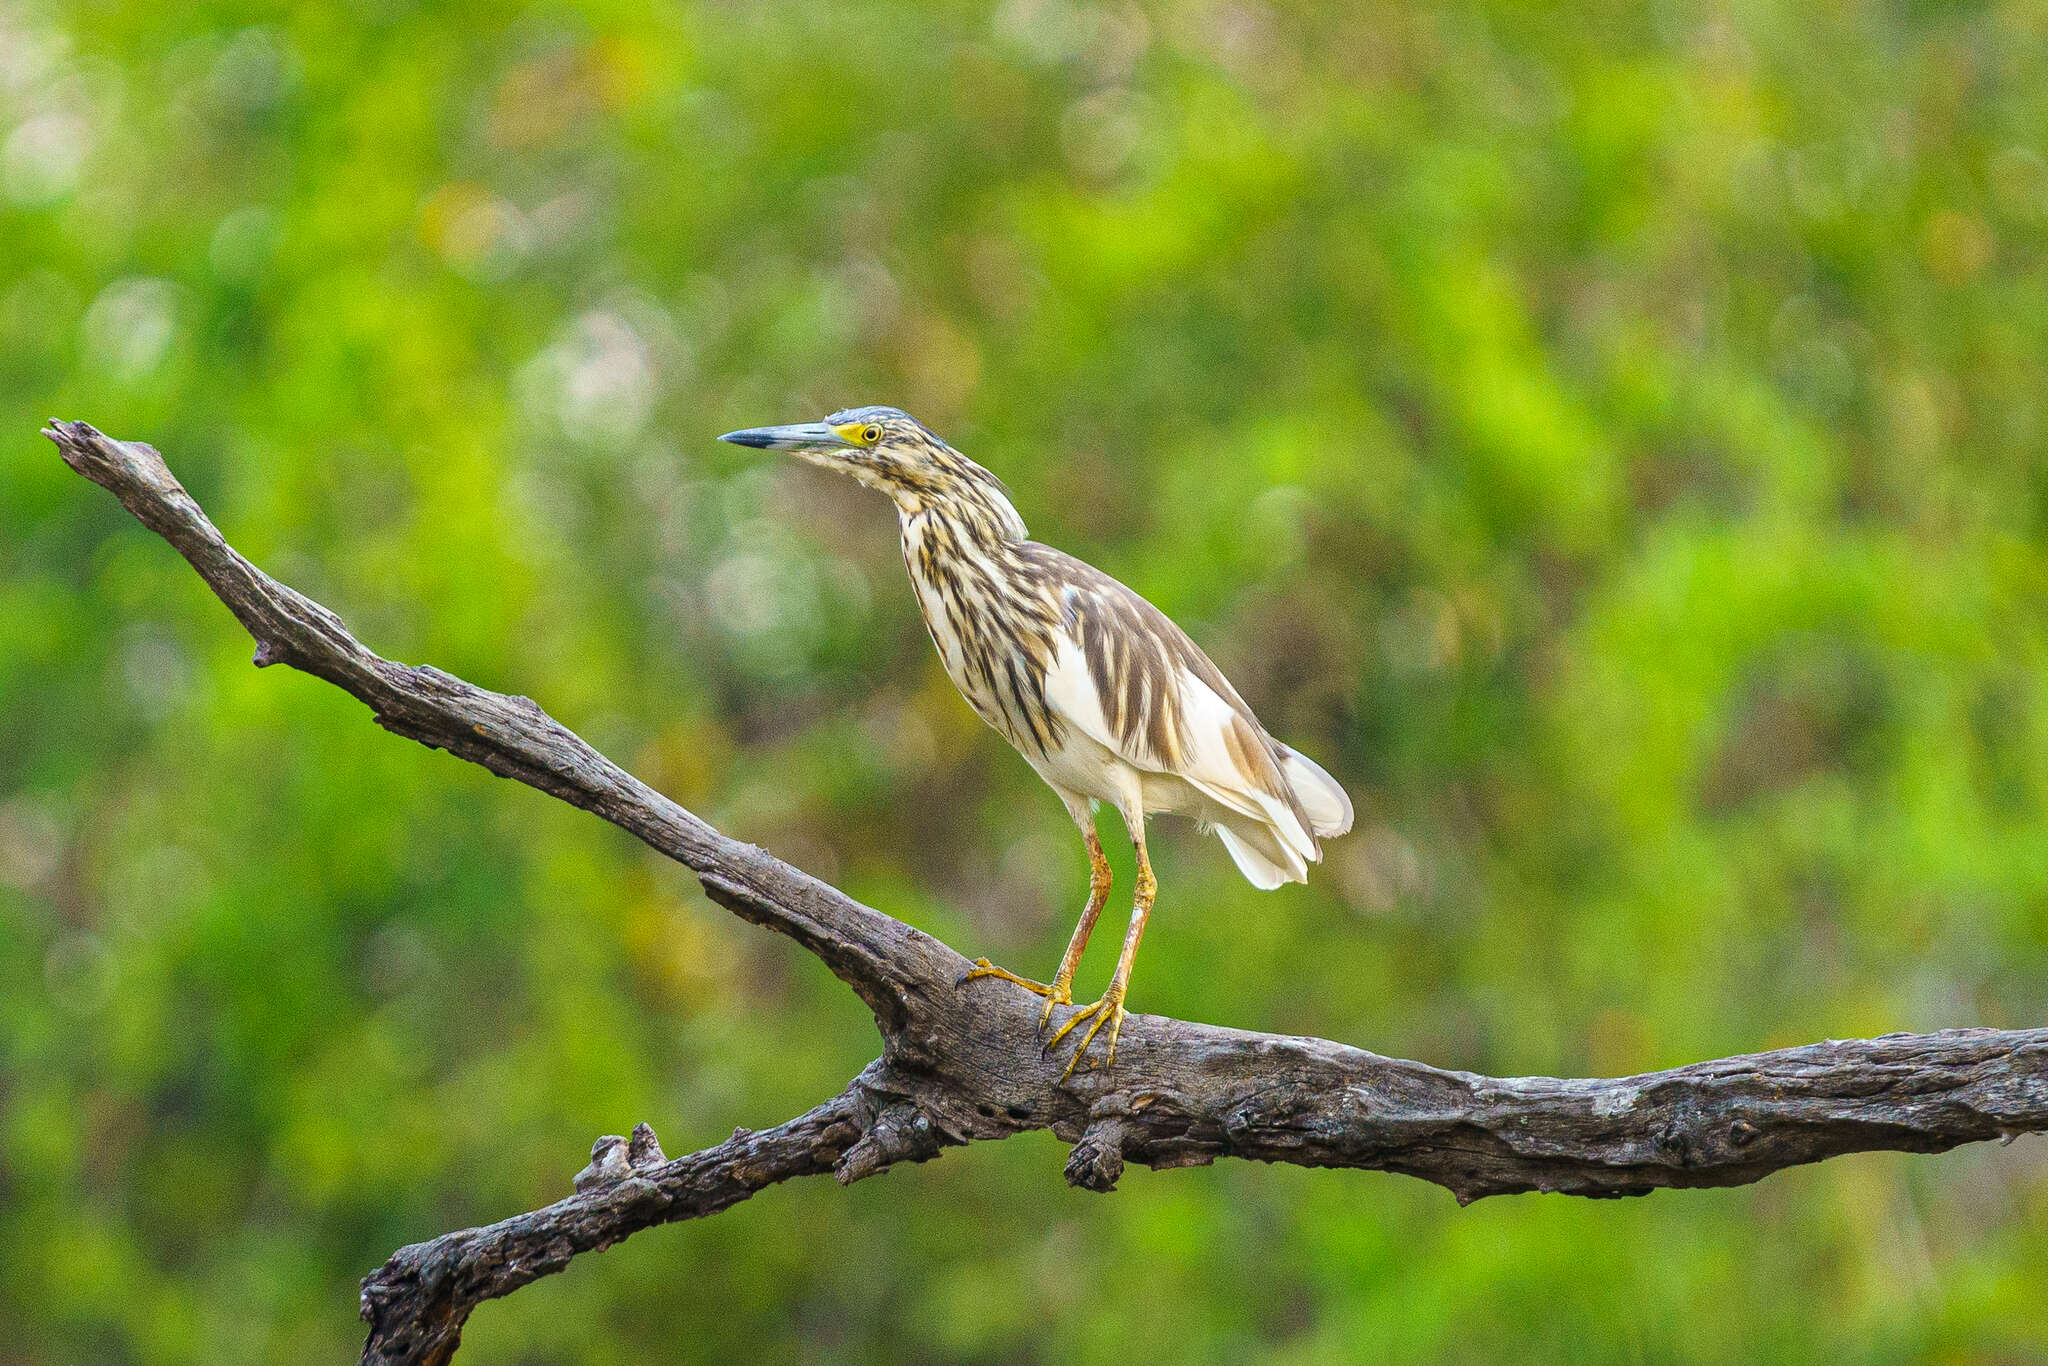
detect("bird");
top-left (719, 407), bottom-right (1353, 1075)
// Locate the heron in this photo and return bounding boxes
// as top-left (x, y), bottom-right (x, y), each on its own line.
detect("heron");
top-left (720, 407), bottom-right (1352, 1075)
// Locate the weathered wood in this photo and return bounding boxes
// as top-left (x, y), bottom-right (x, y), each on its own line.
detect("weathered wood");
top-left (44, 420), bottom-right (2048, 1366)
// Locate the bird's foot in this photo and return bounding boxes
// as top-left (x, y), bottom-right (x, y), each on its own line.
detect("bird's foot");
top-left (1035, 983), bottom-right (1073, 1032)
top-left (960, 959), bottom-right (1076, 1032)
top-left (1046, 985), bottom-right (1127, 1080)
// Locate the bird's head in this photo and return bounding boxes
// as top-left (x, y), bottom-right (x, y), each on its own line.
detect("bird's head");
top-left (719, 405), bottom-right (1027, 540)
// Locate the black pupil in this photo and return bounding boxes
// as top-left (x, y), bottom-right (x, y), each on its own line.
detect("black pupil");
top-left (864, 427), bottom-right (879, 442)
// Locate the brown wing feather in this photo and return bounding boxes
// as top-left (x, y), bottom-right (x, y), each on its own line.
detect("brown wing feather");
top-left (1015, 543), bottom-right (1314, 834)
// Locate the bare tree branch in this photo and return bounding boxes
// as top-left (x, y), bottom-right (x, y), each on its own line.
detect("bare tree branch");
top-left (359, 1086), bottom-right (870, 1366)
top-left (44, 421), bottom-right (2048, 1366)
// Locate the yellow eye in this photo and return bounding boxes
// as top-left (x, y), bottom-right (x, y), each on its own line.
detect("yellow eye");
top-left (861, 425), bottom-right (882, 444)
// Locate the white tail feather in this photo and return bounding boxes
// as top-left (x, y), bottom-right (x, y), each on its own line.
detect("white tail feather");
top-left (1186, 772), bottom-right (1317, 864)
top-left (1279, 746), bottom-right (1353, 837)
top-left (1214, 821), bottom-right (1308, 890)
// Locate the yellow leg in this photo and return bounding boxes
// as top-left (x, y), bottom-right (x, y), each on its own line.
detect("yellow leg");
top-left (962, 827), bottom-right (1113, 1028)
top-left (1048, 823), bottom-right (1154, 1079)
top-left (1035, 827), bottom-right (1113, 1026)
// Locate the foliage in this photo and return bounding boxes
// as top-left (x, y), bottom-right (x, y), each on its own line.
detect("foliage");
top-left (3, 0), bottom-right (2046, 1360)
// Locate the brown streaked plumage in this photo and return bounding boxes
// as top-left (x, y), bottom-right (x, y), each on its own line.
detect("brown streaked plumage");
top-left (720, 406), bottom-right (1353, 1074)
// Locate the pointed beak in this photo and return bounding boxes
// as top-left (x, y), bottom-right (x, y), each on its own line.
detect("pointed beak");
top-left (717, 422), bottom-right (847, 451)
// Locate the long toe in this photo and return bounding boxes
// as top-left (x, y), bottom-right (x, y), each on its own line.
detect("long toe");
top-left (1049, 992), bottom-right (1127, 1079)
top-left (959, 958), bottom-right (1057, 996)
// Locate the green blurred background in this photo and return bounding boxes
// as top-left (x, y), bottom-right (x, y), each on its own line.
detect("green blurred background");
top-left (4, 0), bottom-right (2047, 1360)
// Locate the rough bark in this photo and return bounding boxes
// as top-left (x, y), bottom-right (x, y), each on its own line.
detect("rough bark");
top-left (43, 421), bottom-right (2048, 1366)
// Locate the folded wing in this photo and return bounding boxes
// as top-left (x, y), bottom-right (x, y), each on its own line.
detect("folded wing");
top-left (1023, 545), bottom-right (1352, 889)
